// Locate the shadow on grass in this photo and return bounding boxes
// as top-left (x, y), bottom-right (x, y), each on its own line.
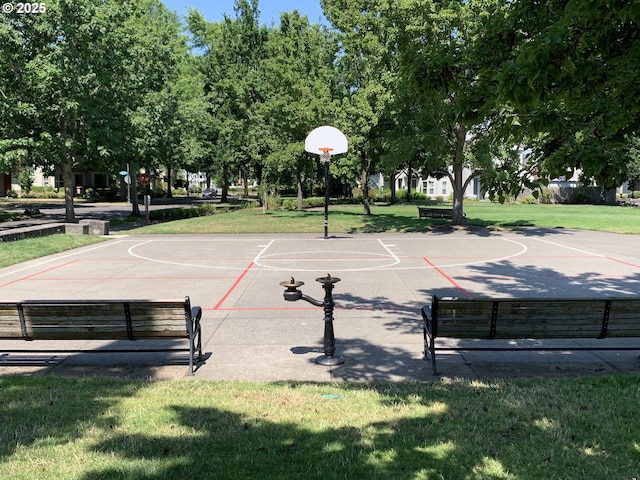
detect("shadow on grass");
top-left (0, 376), bottom-right (144, 459)
top-left (346, 208), bottom-right (573, 235)
top-left (335, 209), bottom-right (441, 233)
top-left (73, 377), bottom-right (640, 479)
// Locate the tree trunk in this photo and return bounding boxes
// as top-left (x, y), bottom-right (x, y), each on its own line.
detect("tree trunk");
top-left (390, 172), bottom-right (397, 204)
top-left (167, 166), bottom-right (173, 198)
top-left (221, 165), bottom-right (229, 202)
top-left (243, 166), bottom-right (249, 197)
top-left (450, 123), bottom-right (468, 226)
top-left (62, 158), bottom-right (76, 223)
top-left (406, 164), bottom-right (413, 202)
top-left (296, 167), bottom-right (303, 210)
top-left (361, 148), bottom-right (371, 215)
top-left (451, 166), bottom-right (466, 226)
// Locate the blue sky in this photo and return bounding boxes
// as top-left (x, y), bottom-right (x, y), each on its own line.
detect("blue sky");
top-left (161, 0), bottom-right (326, 25)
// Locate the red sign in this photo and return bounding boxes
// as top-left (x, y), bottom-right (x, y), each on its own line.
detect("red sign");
top-left (139, 173), bottom-right (151, 185)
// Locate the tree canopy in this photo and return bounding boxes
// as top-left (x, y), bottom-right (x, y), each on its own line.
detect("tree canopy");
top-left (1, 0), bottom-right (638, 225)
top-left (1, 0), bottom-right (184, 220)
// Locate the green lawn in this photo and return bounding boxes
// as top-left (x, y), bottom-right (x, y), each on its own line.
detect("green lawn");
top-left (1, 375), bottom-right (639, 479)
top-left (128, 202), bottom-right (640, 235)
top-left (0, 234), bottom-right (106, 268)
top-left (463, 202), bottom-right (640, 233)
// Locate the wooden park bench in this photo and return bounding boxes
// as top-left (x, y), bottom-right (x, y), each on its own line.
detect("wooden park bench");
top-left (0, 297), bottom-right (203, 375)
top-left (418, 207), bottom-right (465, 220)
top-left (421, 295), bottom-right (640, 375)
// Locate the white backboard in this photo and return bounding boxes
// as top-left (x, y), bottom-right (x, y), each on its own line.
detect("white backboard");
top-left (304, 126), bottom-right (348, 156)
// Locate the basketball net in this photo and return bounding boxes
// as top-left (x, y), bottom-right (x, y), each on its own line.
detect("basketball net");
top-left (319, 147), bottom-right (333, 163)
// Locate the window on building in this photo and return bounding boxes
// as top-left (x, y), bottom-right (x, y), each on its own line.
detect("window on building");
top-left (428, 181), bottom-right (435, 195)
top-left (441, 180), bottom-right (447, 195)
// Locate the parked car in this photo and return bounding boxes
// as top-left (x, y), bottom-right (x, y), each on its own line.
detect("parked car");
top-left (202, 187), bottom-right (217, 199)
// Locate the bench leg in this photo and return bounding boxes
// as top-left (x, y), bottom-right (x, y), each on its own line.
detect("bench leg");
top-left (423, 326), bottom-right (439, 375)
top-left (429, 337), bottom-right (438, 375)
top-left (188, 306), bottom-right (203, 375)
top-left (421, 308), bottom-right (439, 375)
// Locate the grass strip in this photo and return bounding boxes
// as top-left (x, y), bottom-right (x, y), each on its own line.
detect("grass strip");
top-left (127, 203), bottom-right (640, 235)
top-left (0, 375), bottom-right (639, 479)
top-left (0, 235), bottom-right (106, 268)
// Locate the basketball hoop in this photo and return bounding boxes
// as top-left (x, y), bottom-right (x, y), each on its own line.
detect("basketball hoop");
top-left (304, 126), bottom-right (348, 239)
top-left (319, 147), bottom-right (333, 164)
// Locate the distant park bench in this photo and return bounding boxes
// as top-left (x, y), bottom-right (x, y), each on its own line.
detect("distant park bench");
top-left (418, 207), bottom-right (465, 220)
top-left (421, 295), bottom-right (640, 375)
top-left (0, 297), bottom-right (203, 375)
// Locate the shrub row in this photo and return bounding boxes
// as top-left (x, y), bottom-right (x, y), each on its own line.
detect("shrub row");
top-left (148, 202), bottom-right (258, 222)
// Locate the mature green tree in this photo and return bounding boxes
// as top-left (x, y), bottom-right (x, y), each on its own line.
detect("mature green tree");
top-left (322, 0), bottom-right (396, 215)
top-left (496, 0), bottom-right (639, 201)
top-left (260, 10), bottom-right (337, 209)
top-left (1, 0), bottom-right (183, 221)
top-left (388, 0), bottom-right (520, 224)
top-left (189, 0), bottom-right (268, 202)
top-left (174, 54), bottom-right (215, 191)
top-left (126, 5), bottom-right (187, 202)
top-left (0, 15), bottom-right (33, 175)
top-left (131, 89), bottom-right (182, 197)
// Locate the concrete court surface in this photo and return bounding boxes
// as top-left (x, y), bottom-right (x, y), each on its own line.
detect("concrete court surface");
top-left (1, 227), bottom-right (640, 381)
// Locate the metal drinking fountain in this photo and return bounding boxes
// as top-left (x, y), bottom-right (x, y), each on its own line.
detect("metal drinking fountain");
top-left (279, 274), bottom-right (344, 366)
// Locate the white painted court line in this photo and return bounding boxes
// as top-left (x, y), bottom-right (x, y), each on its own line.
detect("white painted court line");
top-left (127, 239), bottom-right (267, 271)
top-left (253, 239), bottom-right (275, 264)
top-left (530, 237), bottom-right (606, 257)
top-left (388, 237), bottom-right (529, 271)
top-left (123, 236), bottom-right (530, 273)
top-left (253, 250), bottom-right (399, 272)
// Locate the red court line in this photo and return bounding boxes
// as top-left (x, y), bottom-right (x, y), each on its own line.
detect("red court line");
top-left (214, 261), bottom-right (255, 310)
top-left (209, 306), bottom-right (318, 312)
top-left (26, 276), bottom-right (237, 281)
top-left (208, 306), bottom-right (416, 313)
top-left (423, 257), bottom-right (472, 299)
top-left (0, 260), bottom-right (79, 290)
top-left (259, 257), bottom-right (392, 261)
top-left (605, 257), bottom-right (640, 269)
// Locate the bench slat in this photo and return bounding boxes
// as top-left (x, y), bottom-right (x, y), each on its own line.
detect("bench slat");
top-left (608, 299), bottom-right (640, 336)
top-left (20, 303), bottom-right (187, 340)
top-left (436, 299), bottom-right (607, 338)
top-left (0, 298), bottom-right (203, 374)
top-left (423, 295), bottom-right (640, 375)
top-left (418, 207), bottom-right (454, 219)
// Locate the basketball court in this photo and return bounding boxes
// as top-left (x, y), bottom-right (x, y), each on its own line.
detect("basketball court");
top-left (1, 228), bottom-right (639, 381)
